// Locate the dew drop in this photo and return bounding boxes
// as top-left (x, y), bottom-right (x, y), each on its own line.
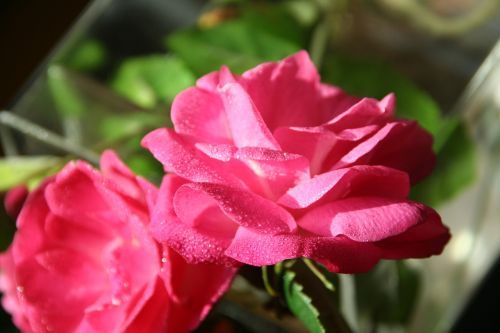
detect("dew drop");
top-left (111, 297), bottom-right (121, 306)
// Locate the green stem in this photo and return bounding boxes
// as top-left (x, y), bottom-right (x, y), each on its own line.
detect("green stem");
top-left (0, 111), bottom-right (100, 165)
top-left (303, 258), bottom-right (335, 291)
top-left (309, 18), bottom-right (329, 69)
top-left (261, 266), bottom-right (278, 297)
top-left (0, 123), bottom-right (18, 156)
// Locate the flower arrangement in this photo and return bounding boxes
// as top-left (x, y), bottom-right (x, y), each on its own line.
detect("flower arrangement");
top-left (1, 1), bottom-right (488, 332)
top-left (0, 52), bottom-right (450, 333)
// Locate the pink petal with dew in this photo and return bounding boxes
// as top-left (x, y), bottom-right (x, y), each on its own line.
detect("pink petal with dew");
top-left (142, 128), bottom-right (240, 186)
top-left (15, 249), bottom-right (106, 333)
top-left (174, 182), bottom-right (296, 235)
top-left (150, 175), bottom-right (237, 265)
top-left (278, 165), bottom-right (409, 209)
top-left (100, 150), bottom-right (145, 204)
top-left (0, 252), bottom-right (32, 332)
top-left (218, 80), bottom-right (280, 149)
top-left (376, 206), bottom-right (451, 259)
top-left (122, 279), bottom-right (170, 333)
top-left (302, 236), bottom-right (382, 273)
top-left (45, 163), bottom-right (129, 226)
top-left (225, 228), bottom-right (304, 266)
top-left (333, 121), bottom-right (435, 183)
top-left (240, 51), bottom-right (325, 129)
top-left (225, 228), bottom-right (382, 273)
top-left (11, 184), bottom-right (49, 262)
top-left (197, 143), bottom-right (309, 199)
top-left (171, 86), bottom-right (232, 144)
top-left (298, 197), bottom-right (430, 242)
top-left (325, 95), bottom-right (394, 131)
top-left (274, 125), bottom-right (379, 175)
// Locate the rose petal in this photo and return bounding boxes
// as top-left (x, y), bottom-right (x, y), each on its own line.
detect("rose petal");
top-left (218, 80), bottom-right (280, 149)
top-left (326, 96), bottom-right (393, 130)
top-left (278, 165), bottom-right (409, 209)
top-left (4, 185), bottom-right (29, 219)
top-left (100, 150), bottom-right (144, 203)
top-left (10, 184), bottom-right (48, 263)
top-left (240, 51), bottom-right (327, 130)
top-left (376, 207), bottom-right (451, 259)
top-left (0, 252), bottom-right (32, 332)
top-left (302, 236), bottom-right (382, 273)
top-left (171, 86), bottom-right (232, 144)
top-left (298, 197), bottom-right (428, 242)
top-left (122, 279), bottom-right (170, 333)
top-left (15, 249), bottom-right (106, 332)
top-left (332, 121), bottom-right (435, 183)
top-left (45, 163), bottom-right (131, 227)
top-left (225, 228), bottom-right (303, 266)
top-left (142, 128), bottom-right (240, 186)
top-left (150, 175), bottom-right (236, 265)
top-left (174, 182), bottom-right (296, 235)
top-left (225, 229), bottom-right (382, 273)
top-left (161, 248), bottom-right (236, 333)
top-left (197, 143), bottom-right (310, 199)
top-left (274, 125), bottom-right (378, 175)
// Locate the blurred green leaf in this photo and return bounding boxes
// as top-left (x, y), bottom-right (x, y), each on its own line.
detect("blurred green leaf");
top-left (355, 261), bottom-right (420, 326)
top-left (98, 113), bottom-right (166, 184)
top-left (322, 55), bottom-right (476, 206)
top-left (125, 152), bottom-right (164, 185)
top-left (64, 39), bottom-right (106, 72)
top-left (99, 113), bottom-right (167, 143)
top-left (167, 6), bottom-right (306, 75)
top-left (48, 65), bottom-right (86, 116)
top-left (111, 55), bottom-right (196, 109)
top-left (285, 0), bottom-right (320, 27)
top-left (0, 156), bottom-right (61, 191)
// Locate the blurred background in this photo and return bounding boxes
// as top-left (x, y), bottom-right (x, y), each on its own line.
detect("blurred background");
top-left (1, 0), bottom-right (500, 332)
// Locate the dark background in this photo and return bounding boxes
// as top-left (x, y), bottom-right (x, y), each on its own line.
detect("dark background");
top-left (0, 0), bottom-right (91, 108)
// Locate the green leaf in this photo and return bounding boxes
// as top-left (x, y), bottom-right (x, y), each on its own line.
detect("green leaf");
top-left (125, 151), bottom-right (164, 184)
top-left (167, 5), bottom-right (306, 75)
top-left (411, 123), bottom-right (476, 206)
top-left (0, 156), bottom-right (61, 191)
top-left (111, 55), bottom-right (196, 109)
top-left (283, 260), bottom-right (351, 333)
top-left (64, 39), bottom-right (107, 72)
top-left (99, 112), bottom-right (168, 143)
top-left (355, 261), bottom-right (420, 326)
top-left (114, 135), bottom-right (164, 184)
top-left (48, 65), bottom-right (86, 116)
top-left (283, 269), bottom-right (325, 333)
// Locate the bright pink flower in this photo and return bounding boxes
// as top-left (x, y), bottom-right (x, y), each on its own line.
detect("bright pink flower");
top-left (0, 151), bottom-right (236, 333)
top-left (142, 51), bottom-right (450, 273)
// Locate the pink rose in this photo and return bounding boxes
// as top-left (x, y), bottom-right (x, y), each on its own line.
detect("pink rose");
top-left (143, 51), bottom-right (450, 273)
top-left (0, 151), bottom-right (236, 333)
